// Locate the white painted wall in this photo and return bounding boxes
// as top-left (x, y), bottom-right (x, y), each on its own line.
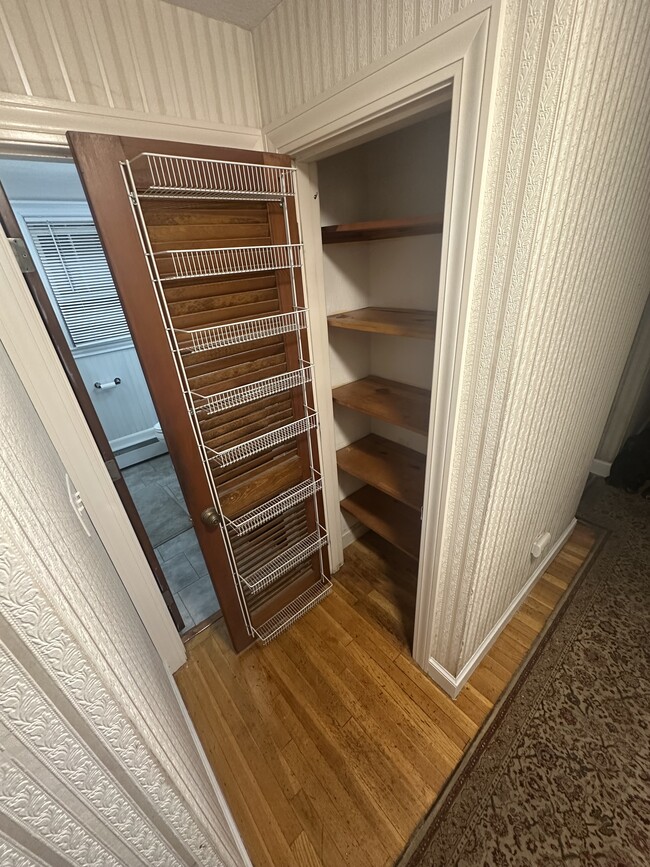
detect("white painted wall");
top-left (255, 0), bottom-right (650, 678)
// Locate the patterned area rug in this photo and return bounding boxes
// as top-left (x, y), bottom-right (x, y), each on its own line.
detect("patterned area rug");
top-left (398, 480), bottom-right (650, 866)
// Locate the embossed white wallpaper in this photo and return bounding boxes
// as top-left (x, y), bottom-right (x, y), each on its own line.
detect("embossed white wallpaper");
top-left (254, 0), bottom-right (650, 674)
top-left (0, 342), bottom-right (246, 865)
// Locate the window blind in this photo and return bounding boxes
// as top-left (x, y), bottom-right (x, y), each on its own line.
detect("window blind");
top-left (25, 219), bottom-right (131, 348)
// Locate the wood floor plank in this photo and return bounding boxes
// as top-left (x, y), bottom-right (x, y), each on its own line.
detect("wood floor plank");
top-left (175, 522), bottom-right (599, 867)
top-left (291, 830), bottom-right (323, 867)
top-left (295, 618), bottom-right (442, 800)
top-left (263, 647), bottom-right (394, 866)
top-left (196, 649), bottom-right (303, 849)
top-left (181, 668), bottom-right (290, 867)
top-left (281, 741), bottom-right (375, 867)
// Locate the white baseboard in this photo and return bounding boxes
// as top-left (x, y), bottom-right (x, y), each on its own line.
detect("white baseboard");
top-left (590, 458), bottom-right (612, 478)
top-left (426, 518), bottom-right (578, 699)
top-left (111, 427), bottom-right (168, 469)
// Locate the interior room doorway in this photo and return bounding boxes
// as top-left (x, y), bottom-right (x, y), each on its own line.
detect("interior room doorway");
top-left (0, 156), bottom-right (221, 637)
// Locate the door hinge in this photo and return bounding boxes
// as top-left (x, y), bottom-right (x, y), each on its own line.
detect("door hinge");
top-left (104, 458), bottom-right (121, 482)
top-left (8, 238), bottom-right (36, 273)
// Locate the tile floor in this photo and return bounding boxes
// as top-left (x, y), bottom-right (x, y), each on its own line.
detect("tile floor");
top-left (122, 454), bottom-right (220, 633)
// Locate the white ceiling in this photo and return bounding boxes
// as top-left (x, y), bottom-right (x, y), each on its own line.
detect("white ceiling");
top-left (160, 0), bottom-right (283, 30)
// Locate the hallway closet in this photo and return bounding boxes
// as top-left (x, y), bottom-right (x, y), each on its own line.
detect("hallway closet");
top-left (64, 105), bottom-right (451, 655)
top-left (317, 110), bottom-right (451, 640)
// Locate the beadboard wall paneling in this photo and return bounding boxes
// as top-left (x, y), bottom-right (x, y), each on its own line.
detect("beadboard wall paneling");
top-left (0, 0), bottom-right (261, 129)
top-left (254, 0), bottom-right (650, 677)
top-left (0, 341), bottom-right (246, 866)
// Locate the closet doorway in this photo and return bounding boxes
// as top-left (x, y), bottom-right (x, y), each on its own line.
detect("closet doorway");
top-left (0, 157), bottom-right (220, 637)
top-left (313, 107), bottom-right (452, 652)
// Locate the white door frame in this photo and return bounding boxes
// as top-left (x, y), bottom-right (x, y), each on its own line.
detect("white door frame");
top-left (264, 1), bottom-right (502, 670)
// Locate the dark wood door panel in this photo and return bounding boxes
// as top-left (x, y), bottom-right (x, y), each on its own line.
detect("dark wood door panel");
top-left (68, 132), bottom-right (331, 652)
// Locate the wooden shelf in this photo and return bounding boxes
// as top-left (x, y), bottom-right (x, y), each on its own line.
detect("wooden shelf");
top-left (340, 486), bottom-right (421, 560)
top-left (328, 307), bottom-right (436, 340)
top-left (337, 434), bottom-right (425, 511)
top-left (332, 376), bottom-right (430, 436)
top-left (321, 215), bottom-right (443, 244)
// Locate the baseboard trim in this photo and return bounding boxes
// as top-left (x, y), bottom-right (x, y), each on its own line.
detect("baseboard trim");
top-left (426, 518), bottom-right (578, 699)
top-left (590, 458), bottom-right (612, 477)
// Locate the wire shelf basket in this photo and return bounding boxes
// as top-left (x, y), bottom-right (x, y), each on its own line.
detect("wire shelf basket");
top-left (253, 577), bottom-right (332, 644)
top-left (207, 412), bottom-right (318, 467)
top-left (158, 244), bottom-right (303, 280)
top-left (224, 474), bottom-right (322, 536)
top-left (129, 153), bottom-right (296, 200)
top-left (176, 308), bottom-right (308, 353)
top-left (240, 528), bottom-right (328, 595)
top-left (193, 365), bottom-right (313, 415)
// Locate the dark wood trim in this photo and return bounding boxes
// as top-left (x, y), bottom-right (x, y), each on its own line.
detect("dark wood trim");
top-left (321, 215), bottom-right (443, 244)
top-left (0, 179), bottom-right (184, 632)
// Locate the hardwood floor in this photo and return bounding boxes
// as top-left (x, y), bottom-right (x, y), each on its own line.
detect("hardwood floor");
top-left (175, 523), bottom-right (598, 867)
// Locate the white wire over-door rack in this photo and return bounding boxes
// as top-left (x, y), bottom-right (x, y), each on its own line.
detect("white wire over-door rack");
top-left (129, 152), bottom-right (296, 201)
top-left (176, 309), bottom-right (309, 354)
top-left (192, 364), bottom-right (313, 415)
top-left (122, 153), bottom-right (331, 643)
top-left (158, 244), bottom-right (303, 281)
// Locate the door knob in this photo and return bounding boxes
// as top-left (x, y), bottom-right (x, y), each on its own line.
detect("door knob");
top-left (200, 506), bottom-right (220, 527)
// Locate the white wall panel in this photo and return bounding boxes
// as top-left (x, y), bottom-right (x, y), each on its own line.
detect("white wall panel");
top-left (0, 0), bottom-right (261, 130)
top-left (75, 345), bottom-right (159, 443)
top-left (255, 0), bottom-right (650, 676)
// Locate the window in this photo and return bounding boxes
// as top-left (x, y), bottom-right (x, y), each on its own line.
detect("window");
top-left (25, 219), bottom-right (131, 348)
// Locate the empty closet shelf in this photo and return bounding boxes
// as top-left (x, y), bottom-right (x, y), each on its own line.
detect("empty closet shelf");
top-left (176, 308), bottom-right (308, 353)
top-left (193, 365), bottom-right (313, 414)
top-left (239, 529), bottom-right (328, 595)
top-left (224, 475), bottom-right (322, 535)
top-left (340, 486), bottom-right (421, 560)
top-left (206, 412), bottom-right (318, 467)
top-left (336, 434), bottom-right (425, 510)
top-left (156, 243), bottom-right (303, 280)
top-left (328, 307), bottom-right (436, 339)
top-left (332, 376), bottom-right (430, 436)
top-left (253, 577), bottom-right (332, 644)
top-left (321, 215), bottom-right (443, 243)
top-left (128, 153), bottom-right (296, 200)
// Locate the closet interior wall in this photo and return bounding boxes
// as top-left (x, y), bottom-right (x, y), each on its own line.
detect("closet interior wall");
top-left (317, 111), bottom-right (451, 563)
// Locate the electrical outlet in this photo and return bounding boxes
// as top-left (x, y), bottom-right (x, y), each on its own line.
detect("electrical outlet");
top-left (66, 474), bottom-right (92, 537)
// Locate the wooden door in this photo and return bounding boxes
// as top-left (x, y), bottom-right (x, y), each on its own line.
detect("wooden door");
top-left (0, 182), bottom-right (185, 632)
top-left (68, 133), bottom-right (331, 652)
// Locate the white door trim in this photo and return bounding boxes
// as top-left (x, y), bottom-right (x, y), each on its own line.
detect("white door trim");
top-left (265, 0), bottom-right (503, 673)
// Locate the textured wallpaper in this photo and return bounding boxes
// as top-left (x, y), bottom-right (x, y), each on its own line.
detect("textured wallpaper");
top-left (0, 0), bottom-right (261, 129)
top-left (0, 341), bottom-right (245, 866)
top-left (254, 0), bottom-right (650, 674)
